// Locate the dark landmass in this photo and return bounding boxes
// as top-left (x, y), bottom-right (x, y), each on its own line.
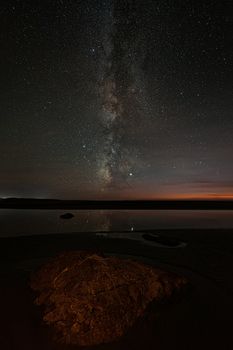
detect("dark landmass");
top-left (1, 198), bottom-right (233, 209)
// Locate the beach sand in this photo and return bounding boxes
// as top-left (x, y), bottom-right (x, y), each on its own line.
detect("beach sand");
top-left (0, 229), bottom-right (233, 349)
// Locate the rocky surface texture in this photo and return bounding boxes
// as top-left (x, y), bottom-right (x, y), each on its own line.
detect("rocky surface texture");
top-left (31, 251), bottom-right (187, 346)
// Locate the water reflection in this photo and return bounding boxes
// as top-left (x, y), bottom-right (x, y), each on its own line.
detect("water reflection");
top-left (0, 210), bottom-right (233, 237)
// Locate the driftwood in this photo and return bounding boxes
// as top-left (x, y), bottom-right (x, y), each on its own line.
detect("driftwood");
top-left (31, 251), bottom-right (187, 346)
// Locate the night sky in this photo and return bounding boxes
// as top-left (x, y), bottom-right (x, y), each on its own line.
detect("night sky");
top-left (0, 0), bottom-right (232, 199)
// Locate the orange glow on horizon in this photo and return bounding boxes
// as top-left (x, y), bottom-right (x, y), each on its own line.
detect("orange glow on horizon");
top-left (144, 193), bottom-right (233, 200)
top-left (86, 191), bottom-right (233, 201)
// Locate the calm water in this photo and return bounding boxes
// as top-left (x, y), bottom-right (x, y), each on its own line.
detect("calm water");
top-left (0, 209), bottom-right (233, 237)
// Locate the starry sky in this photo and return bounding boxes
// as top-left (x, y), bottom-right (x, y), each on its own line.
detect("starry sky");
top-left (0, 0), bottom-right (232, 199)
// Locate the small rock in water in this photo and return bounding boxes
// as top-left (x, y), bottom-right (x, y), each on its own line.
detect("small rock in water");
top-left (60, 213), bottom-right (74, 219)
top-left (143, 233), bottom-right (185, 247)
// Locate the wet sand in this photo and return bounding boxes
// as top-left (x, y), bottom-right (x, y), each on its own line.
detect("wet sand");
top-left (0, 229), bottom-right (233, 349)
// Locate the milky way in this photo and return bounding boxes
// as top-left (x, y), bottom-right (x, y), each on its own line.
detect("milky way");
top-left (97, 1), bottom-right (149, 190)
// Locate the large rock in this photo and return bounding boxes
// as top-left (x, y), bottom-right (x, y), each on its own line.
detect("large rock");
top-left (31, 251), bottom-right (187, 346)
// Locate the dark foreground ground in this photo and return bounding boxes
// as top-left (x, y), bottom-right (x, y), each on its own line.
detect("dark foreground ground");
top-left (0, 229), bottom-right (233, 350)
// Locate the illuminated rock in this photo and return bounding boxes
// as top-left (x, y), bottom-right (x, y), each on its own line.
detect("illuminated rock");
top-left (31, 251), bottom-right (187, 346)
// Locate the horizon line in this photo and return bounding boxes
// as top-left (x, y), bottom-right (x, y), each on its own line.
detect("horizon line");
top-left (1, 197), bottom-right (233, 210)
